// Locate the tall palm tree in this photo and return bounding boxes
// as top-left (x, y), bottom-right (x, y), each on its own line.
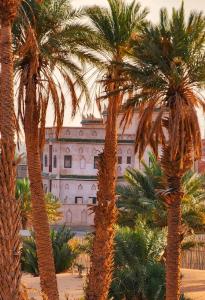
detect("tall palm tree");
top-left (15, 1), bottom-right (98, 299)
top-left (85, 1), bottom-right (148, 298)
top-left (0, 1), bottom-right (22, 299)
top-left (121, 4), bottom-right (205, 299)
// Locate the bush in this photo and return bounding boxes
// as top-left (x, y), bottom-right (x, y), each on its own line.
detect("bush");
top-left (21, 226), bottom-right (79, 275)
top-left (109, 224), bottom-right (166, 300)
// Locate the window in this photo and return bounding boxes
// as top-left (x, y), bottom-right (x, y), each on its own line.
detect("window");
top-left (94, 156), bottom-right (99, 169)
top-left (127, 156), bottom-right (131, 164)
top-left (75, 197), bottom-right (83, 204)
top-left (49, 145), bottom-right (53, 172)
top-left (64, 155), bottom-right (72, 168)
top-left (53, 155), bottom-right (57, 168)
top-left (91, 197), bottom-right (97, 204)
top-left (118, 156), bottom-right (122, 164)
top-left (44, 155), bottom-right (48, 167)
top-left (49, 180), bottom-right (52, 192)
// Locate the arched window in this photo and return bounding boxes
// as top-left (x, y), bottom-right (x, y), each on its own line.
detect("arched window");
top-left (91, 184), bottom-right (96, 191)
top-left (44, 155), bottom-right (48, 167)
top-left (66, 147), bottom-right (70, 153)
top-left (78, 184), bottom-right (83, 190)
top-left (80, 157), bottom-right (86, 169)
top-left (79, 147), bottom-right (83, 154)
top-left (92, 130), bottom-right (97, 137)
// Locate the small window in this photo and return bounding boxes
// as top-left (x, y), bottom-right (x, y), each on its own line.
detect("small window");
top-left (94, 156), bottom-right (99, 169)
top-left (64, 155), bottom-right (72, 168)
top-left (127, 156), bottom-right (131, 164)
top-left (44, 155), bottom-right (48, 167)
top-left (92, 197), bottom-right (97, 204)
top-left (118, 156), bottom-right (122, 164)
top-left (53, 155), bottom-right (57, 168)
top-left (75, 197), bottom-right (83, 204)
top-left (89, 197), bottom-right (97, 204)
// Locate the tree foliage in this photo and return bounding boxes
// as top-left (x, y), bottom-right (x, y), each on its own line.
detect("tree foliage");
top-left (109, 224), bottom-right (166, 300)
top-left (21, 226), bottom-right (78, 275)
top-left (16, 179), bottom-right (62, 227)
top-left (117, 153), bottom-right (205, 234)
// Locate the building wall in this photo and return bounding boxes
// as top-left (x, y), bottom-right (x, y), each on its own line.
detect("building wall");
top-left (42, 112), bottom-right (148, 227)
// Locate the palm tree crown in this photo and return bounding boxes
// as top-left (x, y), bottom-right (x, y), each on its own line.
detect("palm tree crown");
top-left (15, 0), bottom-right (99, 139)
top-left (123, 4), bottom-right (205, 167)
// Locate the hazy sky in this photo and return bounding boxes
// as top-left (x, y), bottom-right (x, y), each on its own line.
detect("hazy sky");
top-left (47, 1), bottom-right (205, 134)
top-left (72, 0), bottom-right (205, 21)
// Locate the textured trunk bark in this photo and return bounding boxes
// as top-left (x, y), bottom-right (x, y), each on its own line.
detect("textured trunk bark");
top-left (0, 23), bottom-right (21, 300)
top-left (24, 75), bottom-right (59, 300)
top-left (166, 199), bottom-right (181, 300)
top-left (86, 90), bottom-right (120, 299)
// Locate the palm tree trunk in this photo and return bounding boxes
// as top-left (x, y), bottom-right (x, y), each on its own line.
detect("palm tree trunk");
top-left (24, 75), bottom-right (59, 300)
top-left (0, 22), bottom-right (21, 300)
top-left (166, 199), bottom-right (181, 300)
top-left (86, 92), bottom-right (120, 300)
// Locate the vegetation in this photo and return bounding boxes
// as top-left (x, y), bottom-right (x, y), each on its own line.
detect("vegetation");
top-left (16, 178), bottom-right (62, 228)
top-left (14, 0), bottom-right (99, 298)
top-left (21, 226), bottom-right (79, 276)
top-left (121, 4), bottom-right (205, 299)
top-left (0, 0), bottom-right (205, 299)
top-left (85, 1), bottom-right (148, 298)
top-left (110, 224), bottom-right (166, 300)
top-left (117, 153), bottom-right (205, 236)
top-left (0, 0), bottom-right (22, 298)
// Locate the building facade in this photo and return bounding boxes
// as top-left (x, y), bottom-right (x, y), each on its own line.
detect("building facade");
top-left (42, 111), bottom-right (150, 227)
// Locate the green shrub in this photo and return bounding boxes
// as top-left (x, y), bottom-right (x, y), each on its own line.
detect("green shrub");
top-left (109, 224), bottom-right (166, 300)
top-left (21, 226), bottom-right (79, 275)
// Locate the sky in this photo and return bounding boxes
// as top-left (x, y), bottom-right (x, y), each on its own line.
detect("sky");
top-left (47, 0), bottom-right (205, 135)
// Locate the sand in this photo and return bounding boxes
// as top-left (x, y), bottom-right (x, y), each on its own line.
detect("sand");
top-left (22, 269), bottom-right (205, 300)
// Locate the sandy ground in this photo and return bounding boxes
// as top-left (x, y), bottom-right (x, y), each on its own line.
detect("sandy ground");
top-left (181, 269), bottom-right (205, 300)
top-left (22, 269), bottom-right (205, 300)
top-left (22, 273), bottom-right (85, 300)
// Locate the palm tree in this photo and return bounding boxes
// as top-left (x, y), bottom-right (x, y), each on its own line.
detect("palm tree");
top-left (117, 153), bottom-right (205, 234)
top-left (121, 4), bottom-right (205, 299)
top-left (85, 1), bottom-right (148, 298)
top-left (14, 1), bottom-right (98, 299)
top-left (0, 1), bottom-right (22, 299)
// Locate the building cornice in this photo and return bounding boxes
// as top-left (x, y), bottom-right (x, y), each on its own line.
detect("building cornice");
top-left (46, 138), bottom-right (135, 144)
top-left (42, 173), bottom-right (124, 181)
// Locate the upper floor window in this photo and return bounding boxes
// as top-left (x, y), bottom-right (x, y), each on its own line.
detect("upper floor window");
top-left (53, 155), bottom-right (57, 168)
top-left (118, 156), bottom-right (122, 164)
top-left (127, 156), bottom-right (131, 164)
top-left (94, 156), bottom-right (99, 169)
top-left (64, 155), bottom-right (72, 168)
top-left (44, 155), bottom-right (48, 167)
